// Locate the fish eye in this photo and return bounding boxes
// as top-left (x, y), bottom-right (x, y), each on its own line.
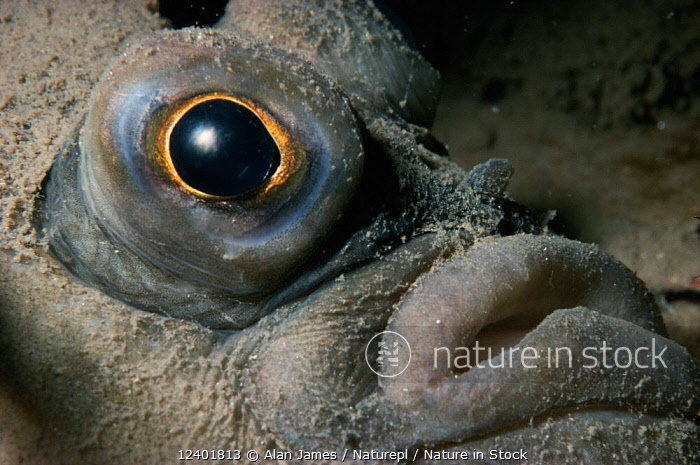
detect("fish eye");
top-left (39, 30), bottom-right (364, 327)
top-left (165, 95), bottom-right (282, 198)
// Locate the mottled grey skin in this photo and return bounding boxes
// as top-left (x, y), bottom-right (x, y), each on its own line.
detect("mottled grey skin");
top-left (4, 0), bottom-right (700, 463)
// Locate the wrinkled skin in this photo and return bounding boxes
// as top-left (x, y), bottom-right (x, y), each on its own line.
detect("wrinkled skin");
top-left (1, 1), bottom-right (699, 464)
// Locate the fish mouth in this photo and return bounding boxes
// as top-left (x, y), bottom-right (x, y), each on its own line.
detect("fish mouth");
top-left (233, 232), bottom-right (700, 454)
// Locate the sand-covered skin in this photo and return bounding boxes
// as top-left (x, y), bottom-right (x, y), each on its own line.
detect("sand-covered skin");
top-left (1, 0), bottom-right (699, 464)
top-left (0, 1), bottom-right (243, 463)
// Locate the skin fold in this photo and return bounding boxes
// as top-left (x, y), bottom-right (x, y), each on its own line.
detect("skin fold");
top-left (0, 1), bottom-right (698, 464)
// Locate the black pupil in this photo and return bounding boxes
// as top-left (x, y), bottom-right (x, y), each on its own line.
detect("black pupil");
top-left (169, 98), bottom-right (281, 197)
